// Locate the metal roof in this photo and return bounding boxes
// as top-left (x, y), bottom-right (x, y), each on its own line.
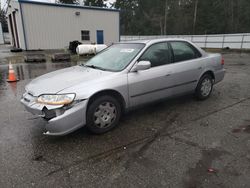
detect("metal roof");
top-left (17, 0), bottom-right (120, 12)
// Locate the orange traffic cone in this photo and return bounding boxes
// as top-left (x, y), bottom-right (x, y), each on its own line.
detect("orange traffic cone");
top-left (7, 63), bottom-right (19, 82)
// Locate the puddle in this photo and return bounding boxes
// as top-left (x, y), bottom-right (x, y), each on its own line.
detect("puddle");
top-left (0, 59), bottom-right (88, 98)
top-left (0, 60), bottom-right (87, 82)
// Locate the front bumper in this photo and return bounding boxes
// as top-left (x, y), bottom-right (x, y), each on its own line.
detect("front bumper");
top-left (21, 92), bottom-right (88, 136)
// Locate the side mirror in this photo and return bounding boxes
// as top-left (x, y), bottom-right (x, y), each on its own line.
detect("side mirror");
top-left (131, 61), bottom-right (151, 72)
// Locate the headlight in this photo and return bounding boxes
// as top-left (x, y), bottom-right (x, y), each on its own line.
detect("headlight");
top-left (37, 94), bottom-right (76, 105)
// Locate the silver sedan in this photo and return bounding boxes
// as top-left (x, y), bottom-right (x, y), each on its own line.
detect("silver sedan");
top-left (21, 39), bottom-right (225, 136)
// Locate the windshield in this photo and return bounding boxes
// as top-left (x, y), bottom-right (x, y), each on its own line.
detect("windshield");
top-left (84, 43), bottom-right (145, 71)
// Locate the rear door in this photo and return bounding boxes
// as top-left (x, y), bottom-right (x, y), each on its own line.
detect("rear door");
top-left (128, 42), bottom-right (174, 107)
top-left (168, 41), bottom-right (204, 95)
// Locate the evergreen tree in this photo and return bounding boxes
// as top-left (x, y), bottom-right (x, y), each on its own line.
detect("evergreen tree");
top-left (115, 0), bottom-right (250, 35)
top-left (84, 0), bottom-right (107, 7)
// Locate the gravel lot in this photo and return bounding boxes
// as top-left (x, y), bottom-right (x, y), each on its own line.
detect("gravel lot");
top-left (0, 49), bottom-right (250, 188)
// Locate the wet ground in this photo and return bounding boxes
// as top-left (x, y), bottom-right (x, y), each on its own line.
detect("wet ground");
top-left (0, 46), bottom-right (250, 188)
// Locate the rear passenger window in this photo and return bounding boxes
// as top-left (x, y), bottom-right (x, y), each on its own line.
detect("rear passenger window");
top-left (140, 42), bottom-right (172, 67)
top-left (170, 42), bottom-right (201, 62)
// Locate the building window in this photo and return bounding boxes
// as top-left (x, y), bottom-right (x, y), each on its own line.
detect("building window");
top-left (81, 30), bottom-right (90, 41)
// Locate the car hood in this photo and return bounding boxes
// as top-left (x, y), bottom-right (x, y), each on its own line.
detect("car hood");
top-left (26, 66), bottom-right (113, 96)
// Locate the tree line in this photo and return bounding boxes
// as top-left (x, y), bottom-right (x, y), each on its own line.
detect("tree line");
top-left (78, 0), bottom-right (250, 35)
top-left (115, 0), bottom-right (250, 35)
top-left (1, 0), bottom-right (250, 35)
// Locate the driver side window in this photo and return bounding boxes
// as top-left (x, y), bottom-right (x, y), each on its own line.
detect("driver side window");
top-left (140, 42), bottom-right (172, 67)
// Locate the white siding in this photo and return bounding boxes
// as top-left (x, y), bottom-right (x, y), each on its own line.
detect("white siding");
top-left (21, 3), bottom-right (119, 50)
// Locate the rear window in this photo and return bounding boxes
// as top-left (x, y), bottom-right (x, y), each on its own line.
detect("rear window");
top-left (170, 41), bottom-right (202, 62)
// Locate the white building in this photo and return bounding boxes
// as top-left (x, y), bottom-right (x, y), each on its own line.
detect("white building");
top-left (7, 0), bottom-right (120, 50)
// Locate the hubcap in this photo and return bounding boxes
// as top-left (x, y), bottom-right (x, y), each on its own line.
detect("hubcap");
top-left (93, 102), bottom-right (117, 128)
top-left (201, 78), bottom-right (212, 97)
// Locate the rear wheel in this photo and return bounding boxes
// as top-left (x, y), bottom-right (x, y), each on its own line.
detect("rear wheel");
top-left (195, 74), bottom-right (214, 100)
top-left (86, 95), bottom-right (121, 134)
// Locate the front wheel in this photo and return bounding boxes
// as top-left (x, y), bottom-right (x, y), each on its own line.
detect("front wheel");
top-left (86, 95), bottom-right (121, 134)
top-left (195, 74), bottom-right (214, 100)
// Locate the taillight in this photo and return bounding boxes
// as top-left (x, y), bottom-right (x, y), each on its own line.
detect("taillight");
top-left (221, 57), bottom-right (225, 65)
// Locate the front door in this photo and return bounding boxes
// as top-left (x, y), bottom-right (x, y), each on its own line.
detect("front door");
top-left (128, 42), bottom-right (174, 107)
top-left (96, 30), bottom-right (104, 44)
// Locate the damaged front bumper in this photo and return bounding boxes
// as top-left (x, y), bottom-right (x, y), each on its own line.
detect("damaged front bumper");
top-left (21, 92), bottom-right (88, 136)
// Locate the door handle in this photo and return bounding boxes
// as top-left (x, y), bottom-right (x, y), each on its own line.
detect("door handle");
top-left (198, 67), bottom-right (202, 70)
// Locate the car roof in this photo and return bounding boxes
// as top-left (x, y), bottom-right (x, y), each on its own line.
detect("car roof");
top-left (120, 38), bottom-right (189, 45)
top-left (118, 38), bottom-right (207, 57)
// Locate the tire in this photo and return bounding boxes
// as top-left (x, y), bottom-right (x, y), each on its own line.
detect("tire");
top-left (195, 74), bottom-right (214, 100)
top-left (86, 95), bottom-right (122, 134)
